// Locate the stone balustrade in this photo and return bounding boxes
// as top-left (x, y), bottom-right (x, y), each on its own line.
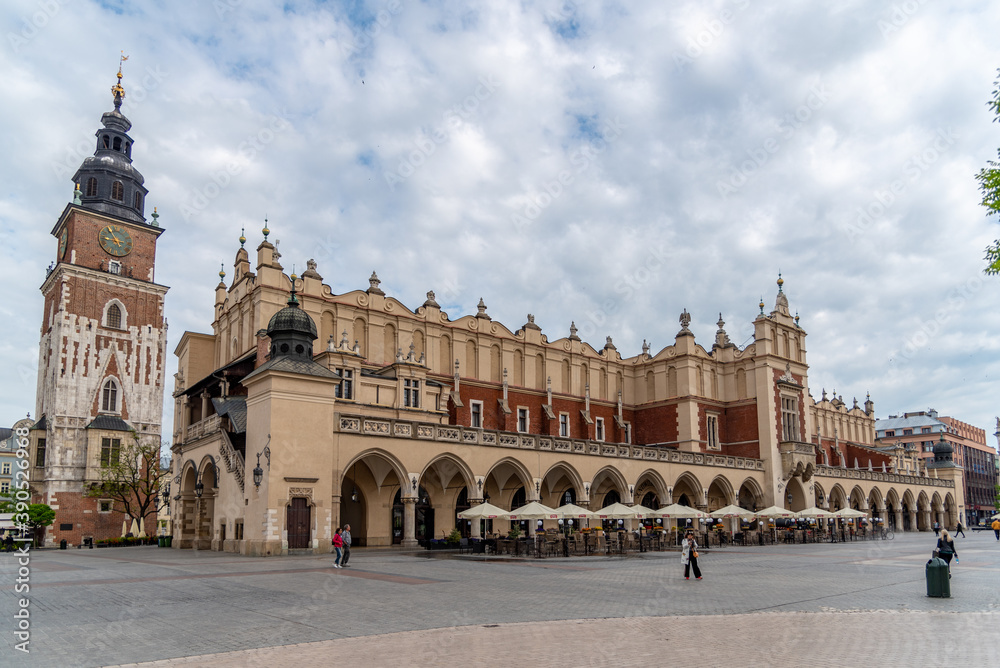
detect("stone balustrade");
top-left (335, 413), bottom-right (766, 472)
top-left (813, 464), bottom-right (953, 488)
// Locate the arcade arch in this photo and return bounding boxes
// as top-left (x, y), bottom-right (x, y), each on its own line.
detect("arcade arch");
top-left (672, 471), bottom-right (704, 508)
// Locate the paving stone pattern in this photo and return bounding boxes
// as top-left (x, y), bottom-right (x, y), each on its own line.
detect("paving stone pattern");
top-left (1, 531), bottom-right (998, 667)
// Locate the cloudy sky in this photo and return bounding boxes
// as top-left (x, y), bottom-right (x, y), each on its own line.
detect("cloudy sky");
top-left (2, 0), bottom-right (999, 444)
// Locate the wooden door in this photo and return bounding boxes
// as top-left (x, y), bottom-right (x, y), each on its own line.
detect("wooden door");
top-left (287, 498), bottom-right (311, 549)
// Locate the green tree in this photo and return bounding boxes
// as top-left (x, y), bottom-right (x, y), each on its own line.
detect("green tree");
top-left (86, 430), bottom-right (165, 534)
top-left (1, 499), bottom-right (56, 547)
top-left (976, 68), bottom-right (1000, 274)
top-left (22, 504), bottom-right (55, 546)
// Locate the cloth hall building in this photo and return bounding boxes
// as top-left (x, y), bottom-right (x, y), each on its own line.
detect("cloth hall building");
top-left (169, 236), bottom-right (964, 555)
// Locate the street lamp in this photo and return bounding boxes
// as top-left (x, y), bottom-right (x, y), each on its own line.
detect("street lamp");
top-left (787, 492), bottom-right (793, 507)
top-left (195, 474), bottom-right (204, 498)
top-left (253, 453), bottom-right (264, 489)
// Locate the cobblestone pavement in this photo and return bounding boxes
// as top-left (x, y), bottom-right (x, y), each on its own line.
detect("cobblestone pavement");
top-left (2, 531), bottom-right (998, 667)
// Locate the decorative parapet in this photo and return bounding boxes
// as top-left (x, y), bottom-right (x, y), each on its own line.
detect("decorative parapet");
top-left (335, 413), bottom-right (766, 472)
top-left (813, 464), bottom-right (954, 488)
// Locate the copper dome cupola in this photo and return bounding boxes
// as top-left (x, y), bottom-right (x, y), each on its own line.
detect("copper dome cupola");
top-left (266, 273), bottom-right (317, 360)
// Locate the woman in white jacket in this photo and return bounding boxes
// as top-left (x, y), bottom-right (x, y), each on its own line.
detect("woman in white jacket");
top-left (682, 531), bottom-right (702, 580)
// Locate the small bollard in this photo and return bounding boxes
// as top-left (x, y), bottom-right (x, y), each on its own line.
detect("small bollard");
top-left (59, 539), bottom-right (67, 550)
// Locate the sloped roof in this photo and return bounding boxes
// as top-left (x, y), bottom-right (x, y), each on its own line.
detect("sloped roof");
top-left (86, 415), bottom-right (132, 432)
top-left (243, 355), bottom-right (340, 382)
top-left (212, 397), bottom-right (248, 434)
top-left (875, 415), bottom-right (943, 432)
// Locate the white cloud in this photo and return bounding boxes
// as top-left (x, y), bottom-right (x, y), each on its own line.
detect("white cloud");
top-left (1, 0), bottom-right (998, 443)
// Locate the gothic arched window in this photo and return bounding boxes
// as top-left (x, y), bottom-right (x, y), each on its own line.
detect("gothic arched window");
top-left (113, 137), bottom-right (122, 151)
top-left (85, 177), bottom-right (98, 197)
top-left (133, 191), bottom-right (142, 210)
top-left (106, 303), bottom-right (122, 329)
top-left (101, 379), bottom-right (119, 413)
top-left (111, 181), bottom-right (124, 201)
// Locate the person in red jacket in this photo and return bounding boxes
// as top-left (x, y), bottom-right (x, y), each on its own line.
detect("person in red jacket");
top-left (333, 527), bottom-right (344, 568)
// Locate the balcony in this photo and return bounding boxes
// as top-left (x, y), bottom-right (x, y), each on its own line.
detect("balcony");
top-left (779, 441), bottom-right (817, 481)
top-left (185, 414), bottom-right (223, 443)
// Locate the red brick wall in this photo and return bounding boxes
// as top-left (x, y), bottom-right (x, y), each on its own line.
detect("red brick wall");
top-left (57, 273), bottom-right (164, 330)
top-left (722, 402), bottom-right (760, 458)
top-left (633, 403), bottom-right (679, 445)
top-left (843, 443), bottom-right (891, 470)
top-left (448, 382), bottom-right (634, 444)
top-left (59, 209), bottom-right (160, 281)
top-left (35, 491), bottom-right (157, 546)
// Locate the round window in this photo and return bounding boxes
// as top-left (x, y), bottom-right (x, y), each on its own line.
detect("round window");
top-left (295, 345), bottom-right (304, 354)
top-left (280, 343), bottom-right (289, 353)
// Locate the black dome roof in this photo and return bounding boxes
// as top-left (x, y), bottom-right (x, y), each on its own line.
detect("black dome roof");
top-left (932, 433), bottom-right (953, 456)
top-left (267, 299), bottom-right (317, 339)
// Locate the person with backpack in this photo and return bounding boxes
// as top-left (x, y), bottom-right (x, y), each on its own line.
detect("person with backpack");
top-left (935, 529), bottom-right (958, 576)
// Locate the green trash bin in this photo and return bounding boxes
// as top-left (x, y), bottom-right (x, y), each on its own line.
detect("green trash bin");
top-left (157, 536), bottom-right (165, 547)
top-left (165, 536), bottom-right (172, 548)
top-left (926, 557), bottom-right (950, 597)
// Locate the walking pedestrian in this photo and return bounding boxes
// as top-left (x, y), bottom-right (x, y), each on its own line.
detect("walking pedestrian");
top-left (681, 531), bottom-right (702, 580)
top-left (992, 518), bottom-right (1000, 541)
top-left (341, 524), bottom-right (352, 567)
top-left (933, 521), bottom-right (940, 536)
top-left (935, 529), bottom-right (957, 575)
top-left (955, 520), bottom-right (966, 538)
top-left (333, 527), bottom-right (343, 568)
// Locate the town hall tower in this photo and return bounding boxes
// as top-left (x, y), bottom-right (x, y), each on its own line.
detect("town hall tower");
top-left (29, 65), bottom-right (168, 546)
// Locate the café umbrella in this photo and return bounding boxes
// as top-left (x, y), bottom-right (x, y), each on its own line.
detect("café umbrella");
top-left (752, 505), bottom-right (797, 519)
top-left (504, 501), bottom-right (560, 520)
top-left (709, 504), bottom-right (757, 519)
top-left (456, 502), bottom-right (510, 520)
top-left (654, 503), bottom-right (709, 519)
top-left (594, 502), bottom-right (648, 519)
top-left (796, 506), bottom-right (839, 519)
top-left (552, 503), bottom-right (596, 519)
top-left (630, 504), bottom-right (659, 518)
top-left (829, 508), bottom-right (867, 519)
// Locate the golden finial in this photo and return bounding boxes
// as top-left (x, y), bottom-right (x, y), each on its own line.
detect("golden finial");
top-left (239, 226), bottom-right (246, 248)
top-left (262, 216), bottom-right (270, 240)
top-left (112, 51), bottom-right (129, 106)
top-left (219, 263), bottom-right (226, 281)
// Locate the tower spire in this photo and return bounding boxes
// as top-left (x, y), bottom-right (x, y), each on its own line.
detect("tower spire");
top-left (72, 59), bottom-right (148, 224)
top-left (112, 52), bottom-right (128, 109)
